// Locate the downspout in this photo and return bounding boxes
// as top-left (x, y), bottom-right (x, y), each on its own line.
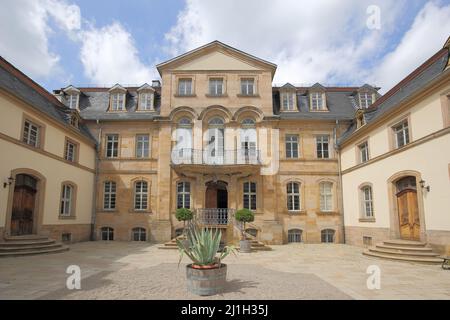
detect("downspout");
top-left (90, 119), bottom-right (101, 241)
top-left (334, 119), bottom-right (346, 244)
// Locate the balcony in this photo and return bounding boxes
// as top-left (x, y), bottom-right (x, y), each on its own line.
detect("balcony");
top-left (171, 148), bottom-right (262, 175)
top-left (194, 208), bottom-right (235, 227)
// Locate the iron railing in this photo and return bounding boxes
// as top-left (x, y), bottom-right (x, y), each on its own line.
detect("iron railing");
top-left (171, 148), bottom-right (261, 165)
top-left (195, 208), bottom-right (236, 226)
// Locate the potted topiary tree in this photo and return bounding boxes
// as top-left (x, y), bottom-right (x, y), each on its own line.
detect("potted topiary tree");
top-left (235, 208), bottom-right (255, 253)
top-left (177, 223), bottom-right (236, 296)
top-left (175, 208), bottom-right (193, 248)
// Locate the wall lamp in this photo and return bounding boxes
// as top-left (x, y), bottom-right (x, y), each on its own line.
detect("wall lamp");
top-left (3, 176), bottom-right (14, 188)
top-left (419, 179), bottom-right (430, 192)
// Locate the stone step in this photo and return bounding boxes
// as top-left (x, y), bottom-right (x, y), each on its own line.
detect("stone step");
top-left (368, 247), bottom-right (440, 258)
top-left (4, 235), bottom-right (49, 241)
top-left (0, 242), bottom-right (63, 252)
top-left (363, 250), bottom-right (443, 264)
top-left (0, 239), bottom-right (56, 247)
top-left (375, 243), bottom-right (433, 253)
top-left (0, 245), bottom-right (69, 258)
top-left (382, 239), bottom-right (427, 247)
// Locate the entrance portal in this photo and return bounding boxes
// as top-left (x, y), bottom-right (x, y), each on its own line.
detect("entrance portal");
top-left (396, 176), bottom-right (420, 241)
top-left (11, 174), bottom-right (37, 236)
top-left (205, 180), bottom-right (228, 209)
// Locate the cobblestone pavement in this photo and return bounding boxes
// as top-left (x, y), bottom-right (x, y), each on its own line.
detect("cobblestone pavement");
top-left (0, 242), bottom-right (448, 299)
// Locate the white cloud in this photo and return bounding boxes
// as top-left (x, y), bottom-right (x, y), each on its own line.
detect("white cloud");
top-left (370, 1), bottom-right (450, 91)
top-left (79, 22), bottom-right (156, 85)
top-left (165, 0), bottom-right (449, 92)
top-left (0, 0), bottom-right (80, 79)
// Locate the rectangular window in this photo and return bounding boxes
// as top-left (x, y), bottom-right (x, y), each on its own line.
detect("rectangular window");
top-left (362, 187), bottom-right (374, 218)
top-left (111, 93), bottom-right (125, 111)
top-left (320, 182), bottom-right (333, 212)
top-left (360, 92), bottom-right (373, 108)
top-left (136, 134), bottom-right (150, 158)
top-left (178, 79), bottom-right (192, 96)
top-left (139, 93), bottom-right (153, 110)
top-left (311, 92), bottom-right (324, 110)
top-left (22, 120), bottom-right (40, 147)
top-left (68, 94), bottom-right (78, 109)
top-left (316, 135), bottom-right (330, 159)
top-left (134, 181), bottom-right (148, 210)
top-left (358, 141), bottom-right (369, 163)
top-left (103, 181), bottom-right (116, 210)
top-left (393, 120), bottom-right (410, 148)
top-left (285, 135), bottom-right (299, 158)
top-left (281, 92), bottom-right (295, 111)
top-left (177, 182), bottom-right (191, 209)
top-left (287, 182), bottom-right (300, 211)
top-left (209, 78), bottom-right (224, 96)
top-left (243, 182), bottom-right (257, 211)
top-left (105, 134), bottom-right (119, 158)
top-left (240, 78), bottom-right (254, 95)
top-left (64, 140), bottom-right (77, 162)
top-left (60, 185), bottom-right (73, 216)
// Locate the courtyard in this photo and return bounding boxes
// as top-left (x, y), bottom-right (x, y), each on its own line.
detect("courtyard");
top-left (0, 242), bottom-right (448, 300)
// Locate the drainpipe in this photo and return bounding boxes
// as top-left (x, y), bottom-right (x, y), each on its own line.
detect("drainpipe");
top-left (335, 120), bottom-right (346, 244)
top-left (90, 119), bottom-right (101, 241)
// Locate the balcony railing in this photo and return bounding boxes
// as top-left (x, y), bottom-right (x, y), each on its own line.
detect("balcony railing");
top-left (171, 148), bottom-right (261, 165)
top-left (195, 208), bottom-right (236, 226)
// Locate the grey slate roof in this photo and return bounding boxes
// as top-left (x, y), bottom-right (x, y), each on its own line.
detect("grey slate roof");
top-left (76, 89), bottom-right (161, 121)
top-left (338, 48), bottom-right (449, 144)
top-left (272, 88), bottom-right (360, 121)
top-left (0, 57), bottom-right (95, 142)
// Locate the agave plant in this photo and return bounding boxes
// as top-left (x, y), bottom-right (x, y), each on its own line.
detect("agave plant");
top-left (176, 223), bottom-right (236, 267)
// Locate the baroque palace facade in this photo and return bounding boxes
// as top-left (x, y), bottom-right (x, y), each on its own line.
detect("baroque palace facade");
top-left (0, 40), bottom-right (449, 254)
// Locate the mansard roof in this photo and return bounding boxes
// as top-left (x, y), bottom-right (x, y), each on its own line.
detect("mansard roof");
top-left (72, 85), bottom-right (161, 121)
top-left (338, 47), bottom-right (450, 145)
top-left (0, 56), bottom-right (95, 143)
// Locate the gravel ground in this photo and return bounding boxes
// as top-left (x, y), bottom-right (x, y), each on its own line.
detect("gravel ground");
top-left (39, 263), bottom-right (351, 300)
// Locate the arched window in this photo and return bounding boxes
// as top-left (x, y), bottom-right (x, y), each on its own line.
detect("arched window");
top-left (288, 229), bottom-right (303, 243)
top-left (287, 182), bottom-right (300, 211)
top-left (241, 118), bottom-right (255, 126)
top-left (319, 182), bottom-right (333, 212)
top-left (134, 180), bottom-right (148, 210)
top-left (361, 185), bottom-right (374, 218)
top-left (178, 117), bottom-right (192, 126)
top-left (243, 182), bottom-right (256, 210)
top-left (207, 117), bottom-right (225, 164)
top-left (60, 184), bottom-right (74, 216)
top-left (132, 227), bottom-right (146, 241)
top-left (103, 181), bottom-right (116, 210)
top-left (321, 229), bottom-right (335, 243)
top-left (101, 227), bottom-right (114, 241)
top-left (208, 117), bottom-right (224, 126)
top-left (177, 181), bottom-right (191, 209)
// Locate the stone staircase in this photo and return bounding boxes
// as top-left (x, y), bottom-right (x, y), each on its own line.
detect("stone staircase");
top-left (237, 239), bottom-right (271, 252)
top-left (0, 235), bottom-right (69, 258)
top-left (363, 239), bottom-right (443, 264)
top-left (158, 236), bottom-right (181, 250)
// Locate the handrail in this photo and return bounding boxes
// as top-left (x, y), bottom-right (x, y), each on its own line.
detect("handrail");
top-left (171, 148), bottom-right (261, 165)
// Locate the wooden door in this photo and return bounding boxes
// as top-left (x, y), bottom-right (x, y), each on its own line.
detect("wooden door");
top-left (205, 185), bottom-right (217, 209)
top-left (11, 184), bottom-right (36, 235)
top-left (397, 189), bottom-right (420, 240)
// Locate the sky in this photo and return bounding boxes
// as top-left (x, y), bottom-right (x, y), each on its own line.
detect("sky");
top-left (0, 0), bottom-right (449, 93)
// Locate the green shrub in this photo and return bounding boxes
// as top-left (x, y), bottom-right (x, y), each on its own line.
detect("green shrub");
top-left (235, 209), bottom-right (254, 240)
top-left (175, 208), bottom-right (193, 222)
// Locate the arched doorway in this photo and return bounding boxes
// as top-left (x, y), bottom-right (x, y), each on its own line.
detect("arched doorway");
top-left (205, 180), bottom-right (228, 209)
top-left (10, 174), bottom-right (38, 236)
top-left (395, 176), bottom-right (420, 240)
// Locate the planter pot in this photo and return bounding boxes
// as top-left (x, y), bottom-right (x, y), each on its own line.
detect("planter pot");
top-left (240, 240), bottom-right (252, 253)
top-left (186, 263), bottom-right (227, 296)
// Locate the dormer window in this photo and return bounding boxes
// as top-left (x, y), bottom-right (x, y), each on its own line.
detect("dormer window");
top-left (110, 92), bottom-right (125, 111)
top-left (311, 92), bottom-right (325, 110)
top-left (68, 94), bottom-right (79, 109)
top-left (359, 92), bottom-right (374, 109)
top-left (281, 92), bottom-right (296, 111)
top-left (139, 92), bottom-right (154, 110)
top-left (70, 115), bottom-right (79, 128)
